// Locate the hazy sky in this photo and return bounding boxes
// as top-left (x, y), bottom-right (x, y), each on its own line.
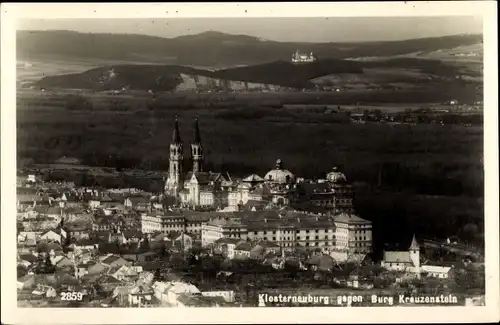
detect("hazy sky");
top-left (18, 17), bottom-right (483, 42)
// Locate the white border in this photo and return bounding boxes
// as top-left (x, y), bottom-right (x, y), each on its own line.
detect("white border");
top-left (1, 2), bottom-right (499, 324)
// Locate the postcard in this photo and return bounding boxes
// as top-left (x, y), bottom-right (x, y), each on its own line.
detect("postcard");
top-left (1, 1), bottom-right (498, 324)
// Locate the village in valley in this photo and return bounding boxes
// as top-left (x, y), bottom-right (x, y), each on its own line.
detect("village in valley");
top-left (16, 117), bottom-right (485, 308)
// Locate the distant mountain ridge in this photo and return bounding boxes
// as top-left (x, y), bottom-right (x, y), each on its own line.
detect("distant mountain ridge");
top-left (17, 30), bottom-right (482, 67)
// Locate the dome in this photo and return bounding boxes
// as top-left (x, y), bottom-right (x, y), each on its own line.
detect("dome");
top-left (264, 159), bottom-right (295, 184)
top-left (326, 167), bottom-right (347, 183)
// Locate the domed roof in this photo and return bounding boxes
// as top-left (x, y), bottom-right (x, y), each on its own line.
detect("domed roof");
top-left (326, 167), bottom-right (347, 183)
top-left (264, 159), bottom-right (295, 184)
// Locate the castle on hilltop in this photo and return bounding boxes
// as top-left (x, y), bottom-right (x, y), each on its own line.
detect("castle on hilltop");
top-left (292, 49), bottom-right (317, 64)
top-left (164, 117), bottom-right (354, 214)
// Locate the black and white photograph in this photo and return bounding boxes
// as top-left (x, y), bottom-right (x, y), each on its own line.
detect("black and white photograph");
top-left (1, 2), bottom-right (498, 324)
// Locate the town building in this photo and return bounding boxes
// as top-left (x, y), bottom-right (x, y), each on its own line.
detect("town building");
top-left (381, 235), bottom-right (421, 275)
top-left (201, 216), bottom-right (248, 247)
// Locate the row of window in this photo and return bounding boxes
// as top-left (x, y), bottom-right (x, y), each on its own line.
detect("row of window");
top-left (252, 229), bottom-right (334, 235)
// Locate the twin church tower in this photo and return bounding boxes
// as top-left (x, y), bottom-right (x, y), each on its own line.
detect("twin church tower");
top-left (164, 116), bottom-right (204, 197)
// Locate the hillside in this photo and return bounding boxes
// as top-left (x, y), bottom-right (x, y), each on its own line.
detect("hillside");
top-left (34, 59), bottom-right (365, 90)
top-left (17, 30), bottom-right (483, 67)
top-left (32, 56), bottom-right (475, 92)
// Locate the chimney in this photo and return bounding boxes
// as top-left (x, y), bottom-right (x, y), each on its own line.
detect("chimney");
top-left (297, 217), bottom-right (300, 223)
top-left (264, 218), bottom-right (267, 223)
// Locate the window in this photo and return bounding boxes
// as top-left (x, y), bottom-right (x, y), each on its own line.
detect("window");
top-left (306, 236), bottom-right (309, 240)
top-left (315, 242), bottom-right (319, 246)
top-left (315, 236), bottom-right (319, 240)
top-left (264, 231), bottom-right (267, 235)
top-left (272, 231), bottom-right (276, 234)
top-left (306, 230), bottom-right (310, 233)
top-left (315, 230), bottom-right (319, 233)
top-left (254, 231), bottom-right (258, 235)
top-left (297, 236), bottom-right (301, 240)
top-left (272, 237), bottom-right (276, 241)
top-left (305, 243), bottom-right (309, 246)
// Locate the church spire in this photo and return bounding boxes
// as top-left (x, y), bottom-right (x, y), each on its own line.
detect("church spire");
top-left (172, 115), bottom-right (181, 143)
top-left (165, 115), bottom-right (184, 197)
top-left (409, 234), bottom-right (419, 250)
top-left (191, 116), bottom-right (204, 173)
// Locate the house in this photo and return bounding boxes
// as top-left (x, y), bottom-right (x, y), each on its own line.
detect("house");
top-left (420, 265), bottom-right (452, 279)
top-left (54, 256), bottom-right (75, 271)
top-left (250, 241), bottom-right (281, 260)
top-left (97, 274), bottom-right (124, 294)
top-left (32, 284), bottom-right (58, 299)
top-left (112, 284), bottom-right (157, 307)
top-left (122, 251), bottom-right (157, 264)
top-left (71, 238), bottom-right (100, 251)
top-left (101, 255), bottom-right (130, 268)
top-left (128, 290), bottom-right (158, 307)
top-left (87, 262), bottom-right (110, 275)
top-left (136, 271), bottom-right (155, 287)
top-left (152, 281), bottom-right (201, 306)
top-left (305, 255), bottom-right (337, 272)
top-left (152, 233), bottom-right (172, 243)
top-left (173, 233), bottom-right (193, 251)
top-left (73, 248), bottom-right (94, 264)
top-left (109, 265), bottom-right (139, 283)
top-left (234, 242), bottom-right (252, 259)
top-left (201, 290), bottom-right (235, 303)
top-left (17, 232), bottom-right (38, 245)
top-left (124, 196), bottom-right (150, 211)
top-left (40, 228), bottom-right (67, 244)
top-left (75, 262), bottom-right (94, 278)
top-left (17, 194), bottom-right (42, 210)
top-left (64, 222), bottom-right (92, 239)
top-left (214, 238), bottom-right (244, 259)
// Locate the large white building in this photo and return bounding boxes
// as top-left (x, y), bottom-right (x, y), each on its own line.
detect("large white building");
top-left (292, 49), bottom-right (317, 64)
top-left (200, 210), bottom-right (372, 254)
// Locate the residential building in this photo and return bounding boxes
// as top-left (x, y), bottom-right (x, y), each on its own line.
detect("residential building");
top-left (201, 216), bottom-right (248, 247)
top-left (141, 213), bottom-right (162, 234)
top-left (333, 213), bottom-right (372, 253)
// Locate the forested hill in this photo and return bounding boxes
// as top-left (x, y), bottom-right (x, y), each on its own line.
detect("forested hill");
top-left (17, 30), bottom-right (482, 66)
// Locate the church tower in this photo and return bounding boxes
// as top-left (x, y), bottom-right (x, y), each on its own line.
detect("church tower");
top-left (165, 116), bottom-right (184, 197)
top-left (191, 117), bottom-right (204, 173)
top-left (409, 234), bottom-right (420, 269)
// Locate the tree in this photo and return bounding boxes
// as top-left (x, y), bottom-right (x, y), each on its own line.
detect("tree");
top-left (153, 268), bottom-right (162, 282)
top-left (140, 236), bottom-right (151, 251)
top-left (36, 254), bottom-right (56, 274)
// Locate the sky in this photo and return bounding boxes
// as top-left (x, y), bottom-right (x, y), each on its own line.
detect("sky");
top-left (18, 16), bottom-right (483, 43)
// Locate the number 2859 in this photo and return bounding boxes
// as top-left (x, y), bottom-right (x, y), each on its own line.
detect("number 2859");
top-left (61, 292), bottom-right (84, 301)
